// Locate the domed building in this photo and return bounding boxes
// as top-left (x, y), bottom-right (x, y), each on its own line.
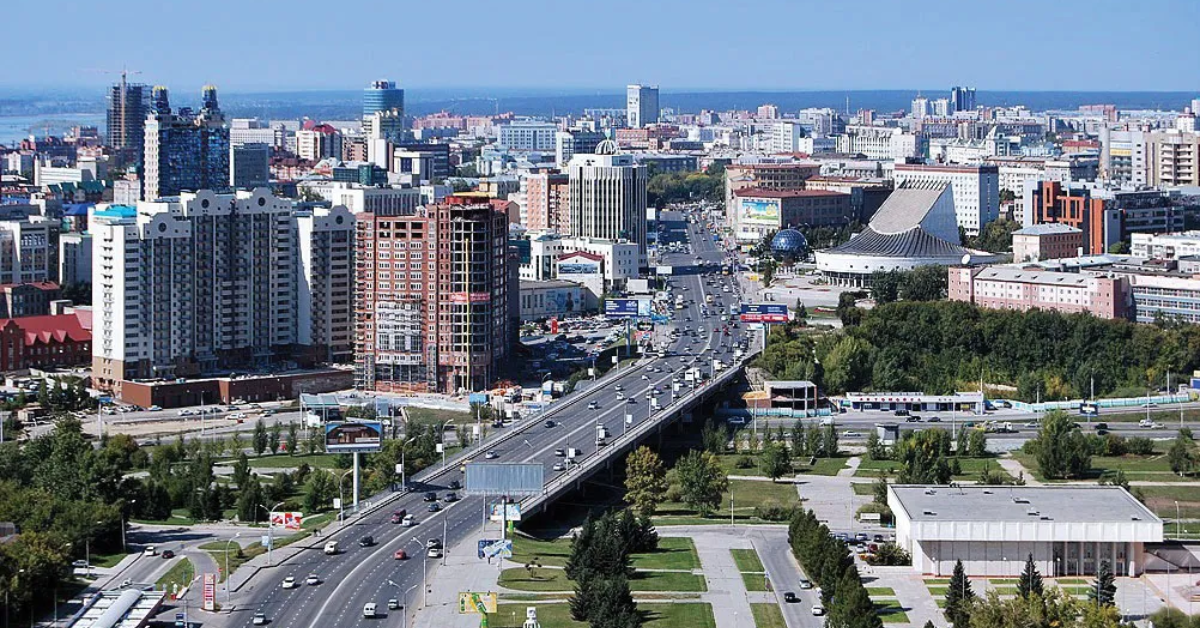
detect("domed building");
top-left (770, 229), bottom-right (808, 259)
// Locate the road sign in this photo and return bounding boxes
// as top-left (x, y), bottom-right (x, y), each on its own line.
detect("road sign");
top-left (468, 393), bottom-right (489, 405)
top-left (740, 303), bottom-right (789, 323)
top-left (324, 421), bottom-right (383, 453)
top-left (458, 592), bottom-right (498, 614)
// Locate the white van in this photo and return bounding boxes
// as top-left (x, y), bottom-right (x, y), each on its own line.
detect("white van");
top-left (323, 541), bottom-right (339, 555)
top-left (363, 603), bottom-right (377, 618)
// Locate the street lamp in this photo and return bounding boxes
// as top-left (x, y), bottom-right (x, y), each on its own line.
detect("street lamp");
top-left (258, 501), bottom-right (285, 566)
top-left (412, 536), bottom-right (429, 609)
top-left (224, 533), bottom-right (240, 604)
top-left (399, 436), bottom-right (417, 490)
top-left (122, 499), bottom-right (136, 553)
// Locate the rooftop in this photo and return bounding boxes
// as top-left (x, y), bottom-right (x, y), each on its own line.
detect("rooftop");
top-left (971, 266), bottom-right (1100, 288)
top-left (890, 485), bottom-right (1159, 524)
top-left (1013, 223), bottom-right (1083, 236)
top-left (734, 187), bottom-right (847, 199)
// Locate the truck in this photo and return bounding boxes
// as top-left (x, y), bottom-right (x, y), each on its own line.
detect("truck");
top-left (595, 424), bottom-right (608, 446)
top-left (323, 541), bottom-right (339, 555)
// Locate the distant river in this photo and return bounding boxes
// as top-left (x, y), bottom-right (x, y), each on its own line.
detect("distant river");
top-left (0, 113), bottom-right (105, 146)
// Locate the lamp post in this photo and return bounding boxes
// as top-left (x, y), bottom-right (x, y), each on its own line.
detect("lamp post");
top-left (438, 420), bottom-right (452, 470)
top-left (1176, 501), bottom-right (1182, 539)
top-left (413, 536), bottom-right (428, 608)
top-left (258, 501), bottom-right (285, 566)
top-left (224, 533), bottom-right (240, 605)
top-left (398, 436), bottom-right (417, 490)
top-left (122, 500), bottom-right (135, 553)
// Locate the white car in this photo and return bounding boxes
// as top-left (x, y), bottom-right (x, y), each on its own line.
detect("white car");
top-left (305, 574), bottom-right (320, 586)
top-left (142, 545), bottom-right (157, 556)
top-left (252, 612), bottom-right (268, 625)
top-left (282, 576), bottom-right (297, 589)
top-left (812, 603), bottom-right (826, 616)
top-left (427, 547), bottom-right (442, 558)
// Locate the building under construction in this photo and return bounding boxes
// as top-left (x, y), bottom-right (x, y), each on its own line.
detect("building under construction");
top-left (354, 196), bottom-right (512, 394)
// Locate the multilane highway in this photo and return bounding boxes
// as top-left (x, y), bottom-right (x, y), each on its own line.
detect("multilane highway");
top-left (225, 210), bottom-right (749, 628)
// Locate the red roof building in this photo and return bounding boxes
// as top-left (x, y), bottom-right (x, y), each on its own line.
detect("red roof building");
top-left (0, 314), bottom-right (91, 372)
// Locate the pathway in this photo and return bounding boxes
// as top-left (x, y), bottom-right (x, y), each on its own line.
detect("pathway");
top-left (840, 456), bottom-right (862, 477)
top-left (997, 457), bottom-right (1041, 486)
top-left (692, 535), bottom-right (758, 628)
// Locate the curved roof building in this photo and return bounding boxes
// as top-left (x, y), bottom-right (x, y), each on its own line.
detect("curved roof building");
top-left (815, 182), bottom-right (1002, 286)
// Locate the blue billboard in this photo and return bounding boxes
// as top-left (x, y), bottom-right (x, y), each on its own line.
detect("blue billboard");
top-left (739, 303), bottom-right (789, 323)
top-left (605, 298), bottom-right (651, 319)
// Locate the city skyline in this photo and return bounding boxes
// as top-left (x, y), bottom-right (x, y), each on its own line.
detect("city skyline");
top-left (5, 0), bottom-right (1198, 92)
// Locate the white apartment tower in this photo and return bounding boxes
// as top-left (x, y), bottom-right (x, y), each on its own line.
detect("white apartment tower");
top-left (568, 140), bottom-right (648, 268)
top-left (626, 84), bottom-right (660, 128)
top-left (892, 163), bottom-right (1001, 236)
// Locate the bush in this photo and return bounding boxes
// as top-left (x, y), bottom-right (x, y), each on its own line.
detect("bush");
top-left (1126, 436), bottom-right (1155, 456)
top-left (855, 502), bottom-right (893, 525)
top-left (755, 502), bottom-right (800, 521)
top-left (735, 455), bottom-right (756, 469)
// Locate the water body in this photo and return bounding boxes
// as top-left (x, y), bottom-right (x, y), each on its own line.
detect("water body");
top-left (0, 113), bottom-right (104, 146)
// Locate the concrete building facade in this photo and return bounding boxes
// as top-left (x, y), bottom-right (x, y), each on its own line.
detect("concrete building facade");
top-left (1011, 223), bottom-right (1083, 262)
top-left (893, 163), bottom-right (1000, 236)
top-left (567, 141), bottom-right (648, 268)
top-left (948, 266), bottom-right (1130, 319)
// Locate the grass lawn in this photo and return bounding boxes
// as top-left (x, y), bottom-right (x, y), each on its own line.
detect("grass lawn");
top-left (875, 599), bottom-right (910, 623)
top-left (241, 453), bottom-right (341, 469)
top-left (487, 602), bottom-right (715, 628)
top-left (866, 587), bottom-right (896, 597)
top-left (201, 541), bottom-right (266, 583)
top-left (510, 536), bottom-right (699, 571)
top-left (751, 603), bottom-right (787, 628)
top-left (655, 479), bottom-right (800, 524)
top-left (796, 457), bottom-right (848, 476)
top-left (89, 552), bottom-right (127, 569)
top-left (856, 456), bottom-right (1012, 481)
top-left (1012, 450), bottom-right (1185, 483)
top-left (631, 537), bottom-right (701, 571)
top-left (1054, 578), bottom-right (1088, 585)
top-left (156, 558), bottom-right (194, 592)
top-left (731, 548), bottom-right (765, 573)
top-left (851, 483), bottom-right (876, 496)
top-left (742, 571), bottom-right (771, 592)
top-left (925, 578), bottom-right (951, 585)
top-left (927, 586), bottom-right (948, 596)
top-left (1058, 586), bottom-right (1093, 595)
top-left (498, 568), bottom-right (707, 593)
top-left (405, 406), bottom-right (472, 424)
top-left (1139, 485), bottom-right (1200, 519)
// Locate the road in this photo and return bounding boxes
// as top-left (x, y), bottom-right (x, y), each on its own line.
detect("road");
top-left (221, 210), bottom-right (750, 628)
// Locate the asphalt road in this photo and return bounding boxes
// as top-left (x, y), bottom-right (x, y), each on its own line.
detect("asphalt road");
top-left (221, 211), bottom-right (750, 628)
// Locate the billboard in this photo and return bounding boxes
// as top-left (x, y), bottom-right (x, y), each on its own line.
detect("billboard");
top-left (740, 303), bottom-right (789, 323)
top-left (465, 462), bottom-right (544, 495)
top-left (605, 298), bottom-right (652, 319)
top-left (449, 292), bottom-right (491, 304)
top-left (558, 256), bottom-right (602, 276)
top-left (268, 511), bottom-right (303, 530)
top-left (489, 503), bottom-right (522, 522)
top-left (458, 592), bottom-right (498, 614)
top-left (324, 421), bottom-right (383, 453)
top-left (740, 198), bottom-right (781, 226)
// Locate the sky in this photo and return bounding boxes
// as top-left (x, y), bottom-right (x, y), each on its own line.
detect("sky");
top-left (8, 0), bottom-right (1199, 93)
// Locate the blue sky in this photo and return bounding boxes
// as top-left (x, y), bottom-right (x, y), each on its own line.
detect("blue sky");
top-left (9, 0), bottom-right (1199, 92)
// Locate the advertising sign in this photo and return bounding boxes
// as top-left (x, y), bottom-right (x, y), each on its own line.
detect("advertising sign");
top-left (449, 292), bottom-right (491, 304)
top-left (604, 298), bottom-right (652, 319)
top-left (739, 303), bottom-right (789, 323)
top-left (558, 258), bottom-right (602, 276)
top-left (458, 592), bottom-right (498, 614)
top-left (468, 393), bottom-right (489, 405)
top-left (489, 503), bottom-right (522, 522)
top-left (481, 539), bottom-right (513, 559)
top-left (202, 573), bottom-right (216, 611)
top-left (740, 198), bottom-right (781, 225)
top-left (324, 421), bottom-right (383, 453)
top-left (268, 511), bottom-right (304, 530)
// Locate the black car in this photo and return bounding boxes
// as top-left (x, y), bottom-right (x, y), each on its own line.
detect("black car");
top-left (449, 480), bottom-right (461, 490)
top-left (545, 420), bottom-right (555, 428)
top-left (423, 492), bottom-right (437, 502)
top-left (444, 492), bottom-right (458, 503)
top-left (428, 503), bottom-right (441, 512)
top-left (873, 534), bottom-right (885, 543)
top-left (359, 536), bottom-right (374, 547)
top-left (784, 592), bottom-right (799, 603)
top-left (161, 550), bottom-right (175, 559)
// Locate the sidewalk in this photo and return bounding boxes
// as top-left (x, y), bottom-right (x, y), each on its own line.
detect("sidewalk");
top-left (690, 534), bottom-right (758, 628)
top-left (413, 537), bottom-right (507, 628)
top-left (997, 458), bottom-right (1041, 486)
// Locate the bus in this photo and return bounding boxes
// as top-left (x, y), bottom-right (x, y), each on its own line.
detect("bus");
top-left (1080, 402), bottom-right (1099, 416)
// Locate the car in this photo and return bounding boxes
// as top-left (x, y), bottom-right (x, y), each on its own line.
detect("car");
top-left (485, 450), bottom-right (499, 459)
top-left (893, 409), bottom-right (909, 416)
top-left (553, 462), bottom-right (565, 471)
top-left (854, 533), bottom-right (869, 542)
top-left (798, 578), bottom-right (813, 590)
top-left (545, 420), bottom-right (555, 428)
top-left (423, 492), bottom-right (437, 502)
top-left (161, 550), bottom-right (175, 559)
top-left (282, 576), bottom-right (297, 589)
top-left (926, 416), bottom-right (942, 423)
top-left (427, 547), bottom-right (442, 558)
top-left (403, 514), bottom-right (415, 526)
top-left (855, 544), bottom-right (868, 554)
top-left (390, 510), bottom-right (407, 524)
top-left (627, 398), bottom-right (637, 405)
top-left (388, 598), bottom-right (401, 610)
top-left (72, 559), bottom-right (88, 568)
top-left (614, 384), bottom-right (624, 391)
top-left (428, 503), bottom-right (441, 512)
top-left (641, 374), bottom-right (649, 380)
top-left (449, 479), bottom-right (461, 490)
top-left (427, 538), bottom-right (443, 549)
top-left (359, 536), bottom-right (374, 547)
top-left (148, 405), bottom-right (163, 412)
top-left (1095, 423), bottom-right (1109, 431)
top-left (306, 574), bottom-right (320, 586)
top-left (873, 534), bottom-right (884, 543)
top-left (394, 549), bottom-right (408, 560)
top-left (905, 416), bottom-right (921, 422)
top-left (444, 492), bottom-right (458, 502)
top-left (142, 545), bottom-right (157, 556)
top-left (491, 420), bottom-right (503, 428)
top-left (554, 448), bottom-right (566, 457)
top-left (812, 603), bottom-right (826, 616)
top-left (784, 591), bottom-right (799, 603)
top-left (252, 612), bottom-right (268, 625)
top-left (363, 603), bottom-right (377, 618)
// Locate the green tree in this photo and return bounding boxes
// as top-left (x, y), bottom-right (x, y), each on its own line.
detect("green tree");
top-left (866, 431), bottom-right (887, 460)
top-left (674, 450), bottom-right (728, 517)
top-left (1168, 430), bottom-right (1195, 476)
top-left (285, 422), bottom-right (299, 456)
top-left (967, 429), bottom-right (988, 458)
top-left (1017, 553), bottom-right (1044, 599)
top-left (870, 270), bottom-right (902, 305)
top-left (700, 420), bottom-right (729, 454)
top-left (624, 447), bottom-right (668, 518)
top-left (303, 470), bottom-right (336, 513)
top-left (236, 475), bottom-right (263, 523)
top-left (821, 423), bottom-right (839, 458)
top-left (1028, 411), bottom-right (1091, 479)
top-left (1088, 561), bottom-right (1116, 607)
top-left (822, 336), bottom-right (874, 393)
top-left (945, 559), bottom-right (975, 627)
top-left (790, 421), bottom-right (808, 458)
top-left (899, 265), bottom-right (949, 301)
top-left (232, 452), bottom-right (251, 489)
top-left (827, 566), bottom-right (883, 628)
top-left (759, 441), bottom-right (792, 482)
top-left (252, 419), bottom-right (268, 456)
top-left (268, 423), bottom-right (281, 455)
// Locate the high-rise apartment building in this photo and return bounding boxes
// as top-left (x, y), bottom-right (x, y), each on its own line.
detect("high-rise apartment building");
top-left (1145, 130), bottom-right (1200, 187)
top-left (353, 197), bottom-right (511, 393)
top-left (91, 189), bottom-right (354, 392)
top-left (59, 233), bottom-right (93, 288)
top-left (524, 171), bottom-right (570, 232)
top-left (106, 73), bottom-right (150, 170)
top-left (0, 215), bottom-right (58, 285)
top-left (296, 124), bottom-right (343, 162)
top-left (230, 143), bottom-right (270, 188)
top-left (911, 96), bottom-right (929, 120)
top-left (567, 141), bottom-right (648, 267)
top-left (143, 86), bottom-right (230, 201)
top-left (893, 163), bottom-right (1000, 236)
top-left (626, 84), bottom-right (659, 128)
top-left (950, 86), bottom-right (976, 113)
top-left (498, 121), bottom-right (557, 152)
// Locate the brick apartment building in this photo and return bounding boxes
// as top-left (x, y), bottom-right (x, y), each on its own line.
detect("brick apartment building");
top-left (0, 313), bottom-right (91, 371)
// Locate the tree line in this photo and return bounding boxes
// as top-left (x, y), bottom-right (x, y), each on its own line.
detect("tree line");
top-left (566, 509), bottom-right (658, 628)
top-left (945, 554), bottom-right (1121, 628)
top-left (788, 508), bottom-right (883, 628)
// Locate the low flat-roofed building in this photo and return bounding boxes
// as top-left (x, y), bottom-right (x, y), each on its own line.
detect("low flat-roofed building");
top-left (888, 485), bottom-right (1162, 578)
top-left (841, 391), bottom-right (983, 414)
top-left (67, 586), bottom-right (166, 628)
top-left (1012, 223), bottom-right (1083, 262)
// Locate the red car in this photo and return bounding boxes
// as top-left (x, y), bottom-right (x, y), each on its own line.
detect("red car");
top-left (394, 550), bottom-right (408, 560)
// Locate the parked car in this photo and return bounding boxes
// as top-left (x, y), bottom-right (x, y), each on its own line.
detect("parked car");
top-left (812, 603), bottom-right (826, 616)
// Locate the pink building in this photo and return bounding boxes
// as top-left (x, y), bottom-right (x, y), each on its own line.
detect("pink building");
top-left (1011, 223), bottom-right (1083, 262)
top-left (948, 266), bottom-right (1130, 320)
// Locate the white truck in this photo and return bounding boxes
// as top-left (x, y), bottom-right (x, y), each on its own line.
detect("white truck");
top-left (595, 424), bottom-right (609, 446)
top-left (323, 541), bottom-right (339, 555)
